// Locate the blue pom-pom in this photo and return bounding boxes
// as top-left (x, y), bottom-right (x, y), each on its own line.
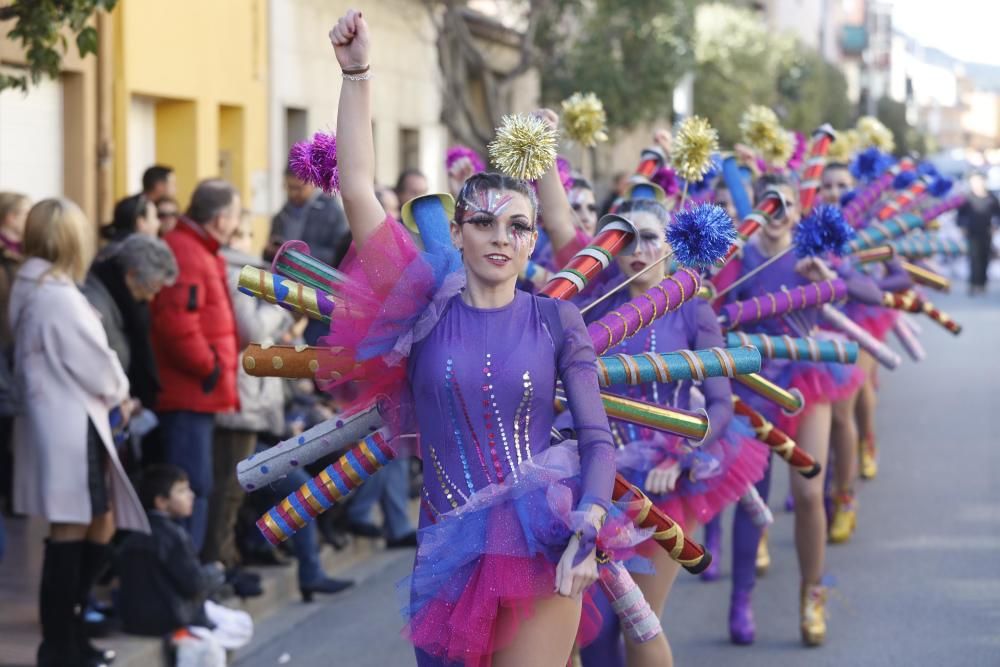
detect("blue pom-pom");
top-left (667, 203), bottom-right (737, 267)
top-left (793, 204), bottom-right (855, 258)
top-left (850, 148), bottom-right (893, 182)
top-left (840, 189), bottom-right (858, 207)
top-left (893, 170), bottom-right (918, 190)
top-left (917, 162), bottom-right (940, 179)
top-left (929, 175), bottom-right (953, 197)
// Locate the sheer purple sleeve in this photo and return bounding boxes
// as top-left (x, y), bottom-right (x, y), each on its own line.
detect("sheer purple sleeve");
top-left (554, 300), bottom-right (615, 511)
top-left (837, 260), bottom-right (883, 306)
top-left (876, 258), bottom-right (913, 293)
top-left (692, 299), bottom-right (733, 446)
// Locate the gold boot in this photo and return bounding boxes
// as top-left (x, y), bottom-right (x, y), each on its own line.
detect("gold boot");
top-left (800, 583), bottom-right (828, 646)
top-left (829, 494), bottom-right (857, 544)
top-left (755, 529), bottom-right (770, 576)
top-left (860, 436), bottom-right (878, 480)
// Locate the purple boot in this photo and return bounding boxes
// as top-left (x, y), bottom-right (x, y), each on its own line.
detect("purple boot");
top-left (784, 491), bottom-right (795, 512)
top-left (700, 518), bottom-right (722, 582)
top-left (729, 589), bottom-right (755, 645)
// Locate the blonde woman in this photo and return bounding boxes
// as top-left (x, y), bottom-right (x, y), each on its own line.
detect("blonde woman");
top-left (10, 199), bottom-right (148, 667)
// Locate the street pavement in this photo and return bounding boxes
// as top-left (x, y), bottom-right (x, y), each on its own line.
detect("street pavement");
top-left (235, 288), bottom-right (1000, 667)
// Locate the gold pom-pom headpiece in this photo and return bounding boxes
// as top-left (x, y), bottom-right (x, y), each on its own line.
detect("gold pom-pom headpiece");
top-left (561, 92), bottom-right (609, 148)
top-left (826, 128), bottom-right (859, 162)
top-left (671, 116), bottom-right (719, 183)
top-left (488, 113), bottom-right (558, 181)
top-left (739, 105), bottom-right (781, 153)
top-left (761, 129), bottom-right (794, 166)
top-left (856, 116), bottom-right (895, 153)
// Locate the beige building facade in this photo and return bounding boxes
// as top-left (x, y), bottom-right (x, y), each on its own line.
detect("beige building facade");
top-left (268, 0), bottom-right (448, 210)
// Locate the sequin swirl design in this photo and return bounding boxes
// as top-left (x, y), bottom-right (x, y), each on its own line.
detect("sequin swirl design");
top-left (481, 353), bottom-right (507, 482)
top-left (648, 329), bottom-right (660, 405)
top-left (444, 358), bottom-right (477, 493)
top-left (421, 490), bottom-right (442, 522)
top-left (447, 358), bottom-right (494, 482)
top-left (610, 422), bottom-right (629, 450)
top-left (483, 353), bottom-right (519, 481)
top-left (512, 371), bottom-right (535, 461)
top-left (428, 444), bottom-right (466, 509)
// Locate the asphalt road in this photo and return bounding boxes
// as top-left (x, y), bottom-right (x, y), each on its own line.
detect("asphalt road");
top-left (235, 288), bottom-right (1000, 667)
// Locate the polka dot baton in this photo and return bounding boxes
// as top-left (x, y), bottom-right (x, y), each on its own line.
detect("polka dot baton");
top-left (235, 403), bottom-right (386, 491)
top-left (242, 343), bottom-right (362, 382)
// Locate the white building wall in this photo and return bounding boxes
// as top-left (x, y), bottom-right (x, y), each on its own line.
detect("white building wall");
top-left (127, 96), bottom-right (157, 194)
top-left (962, 90), bottom-right (999, 141)
top-left (0, 75), bottom-right (64, 202)
top-left (766, 0), bottom-right (824, 51)
top-left (268, 0), bottom-right (446, 212)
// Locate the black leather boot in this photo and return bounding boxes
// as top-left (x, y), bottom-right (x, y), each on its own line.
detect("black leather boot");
top-left (77, 541), bottom-right (116, 666)
top-left (37, 540), bottom-right (84, 667)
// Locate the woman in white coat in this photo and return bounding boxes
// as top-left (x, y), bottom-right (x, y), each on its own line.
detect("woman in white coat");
top-left (10, 198), bottom-right (148, 667)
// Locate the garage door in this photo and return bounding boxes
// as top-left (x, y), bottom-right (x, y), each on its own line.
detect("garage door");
top-left (128, 95), bottom-right (156, 193)
top-left (0, 75), bottom-right (64, 202)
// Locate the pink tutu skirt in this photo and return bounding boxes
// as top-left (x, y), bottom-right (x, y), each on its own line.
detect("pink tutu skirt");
top-left (845, 302), bottom-right (899, 342)
top-left (402, 443), bottom-right (640, 666)
top-left (616, 417), bottom-right (769, 530)
top-left (737, 359), bottom-right (866, 435)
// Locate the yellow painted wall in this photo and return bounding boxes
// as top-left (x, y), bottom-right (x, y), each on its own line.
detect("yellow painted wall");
top-left (112, 0), bottom-right (268, 213)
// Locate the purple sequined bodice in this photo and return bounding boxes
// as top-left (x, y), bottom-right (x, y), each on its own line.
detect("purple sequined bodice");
top-left (732, 242), bottom-right (817, 336)
top-left (583, 289), bottom-right (733, 447)
top-left (409, 291), bottom-right (614, 524)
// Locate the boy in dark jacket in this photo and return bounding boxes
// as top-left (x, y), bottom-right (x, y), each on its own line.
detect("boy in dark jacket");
top-left (118, 465), bottom-right (226, 636)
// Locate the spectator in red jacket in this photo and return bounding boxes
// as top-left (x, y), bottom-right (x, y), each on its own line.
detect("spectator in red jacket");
top-left (151, 179), bottom-right (241, 550)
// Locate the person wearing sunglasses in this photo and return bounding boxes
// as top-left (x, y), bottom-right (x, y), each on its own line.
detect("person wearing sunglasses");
top-left (156, 196), bottom-right (181, 236)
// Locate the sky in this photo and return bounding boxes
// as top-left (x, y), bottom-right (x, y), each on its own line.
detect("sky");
top-left (892, 0), bottom-right (1000, 65)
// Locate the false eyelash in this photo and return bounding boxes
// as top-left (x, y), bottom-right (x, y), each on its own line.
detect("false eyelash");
top-left (464, 214), bottom-right (496, 225)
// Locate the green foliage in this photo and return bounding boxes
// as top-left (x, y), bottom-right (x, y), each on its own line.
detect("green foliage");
top-left (0, 0), bottom-right (117, 92)
top-left (692, 2), bottom-right (852, 146)
top-left (692, 3), bottom-right (791, 145)
top-left (535, 0), bottom-right (696, 130)
top-left (776, 45), bottom-right (852, 132)
top-left (876, 96), bottom-right (929, 157)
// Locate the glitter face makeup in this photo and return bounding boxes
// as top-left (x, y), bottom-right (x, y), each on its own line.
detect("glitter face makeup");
top-left (460, 190), bottom-right (535, 253)
top-left (463, 189), bottom-right (514, 220)
top-left (636, 227), bottom-right (666, 255)
top-left (569, 186), bottom-right (599, 236)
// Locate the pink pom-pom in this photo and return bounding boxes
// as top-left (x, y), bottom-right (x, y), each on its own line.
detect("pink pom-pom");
top-left (445, 145), bottom-right (485, 174)
top-left (788, 131), bottom-right (807, 171)
top-left (651, 167), bottom-right (680, 197)
top-left (288, 140), bottom-right (319, 185)
top-left (556, 155), bottom-right (574, 193)
top-left (308, 132), bottom-right (339, 194)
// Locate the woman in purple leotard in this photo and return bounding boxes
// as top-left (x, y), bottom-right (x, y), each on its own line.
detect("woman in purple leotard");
top-left (573, 199), bottom-right (768, 667)
top-left (821, 163), bottom-right (914, 542)
top-left (328, 11), bottom-right (622, 666)
top-left (727, 176), bottom-right (867, 646)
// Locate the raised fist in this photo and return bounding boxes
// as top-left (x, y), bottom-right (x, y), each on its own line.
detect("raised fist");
top-left (329, 9), bottom-right (370, 71)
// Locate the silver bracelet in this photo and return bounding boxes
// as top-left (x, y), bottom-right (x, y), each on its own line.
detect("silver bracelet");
top-left (343, 71), bottom-right (373, 82)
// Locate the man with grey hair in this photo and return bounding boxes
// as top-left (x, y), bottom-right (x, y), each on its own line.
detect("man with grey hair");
top-left (84, 234), bottom-right (178, 410)
top-left (150, 179), bottom-right (241, 552)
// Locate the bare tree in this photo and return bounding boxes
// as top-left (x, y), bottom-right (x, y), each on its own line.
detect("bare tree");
top-left (424, 1), bottom-right (549, 155)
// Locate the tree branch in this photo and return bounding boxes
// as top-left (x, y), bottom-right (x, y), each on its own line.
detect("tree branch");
top-left (496, 0), bottom-right (547, 82)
